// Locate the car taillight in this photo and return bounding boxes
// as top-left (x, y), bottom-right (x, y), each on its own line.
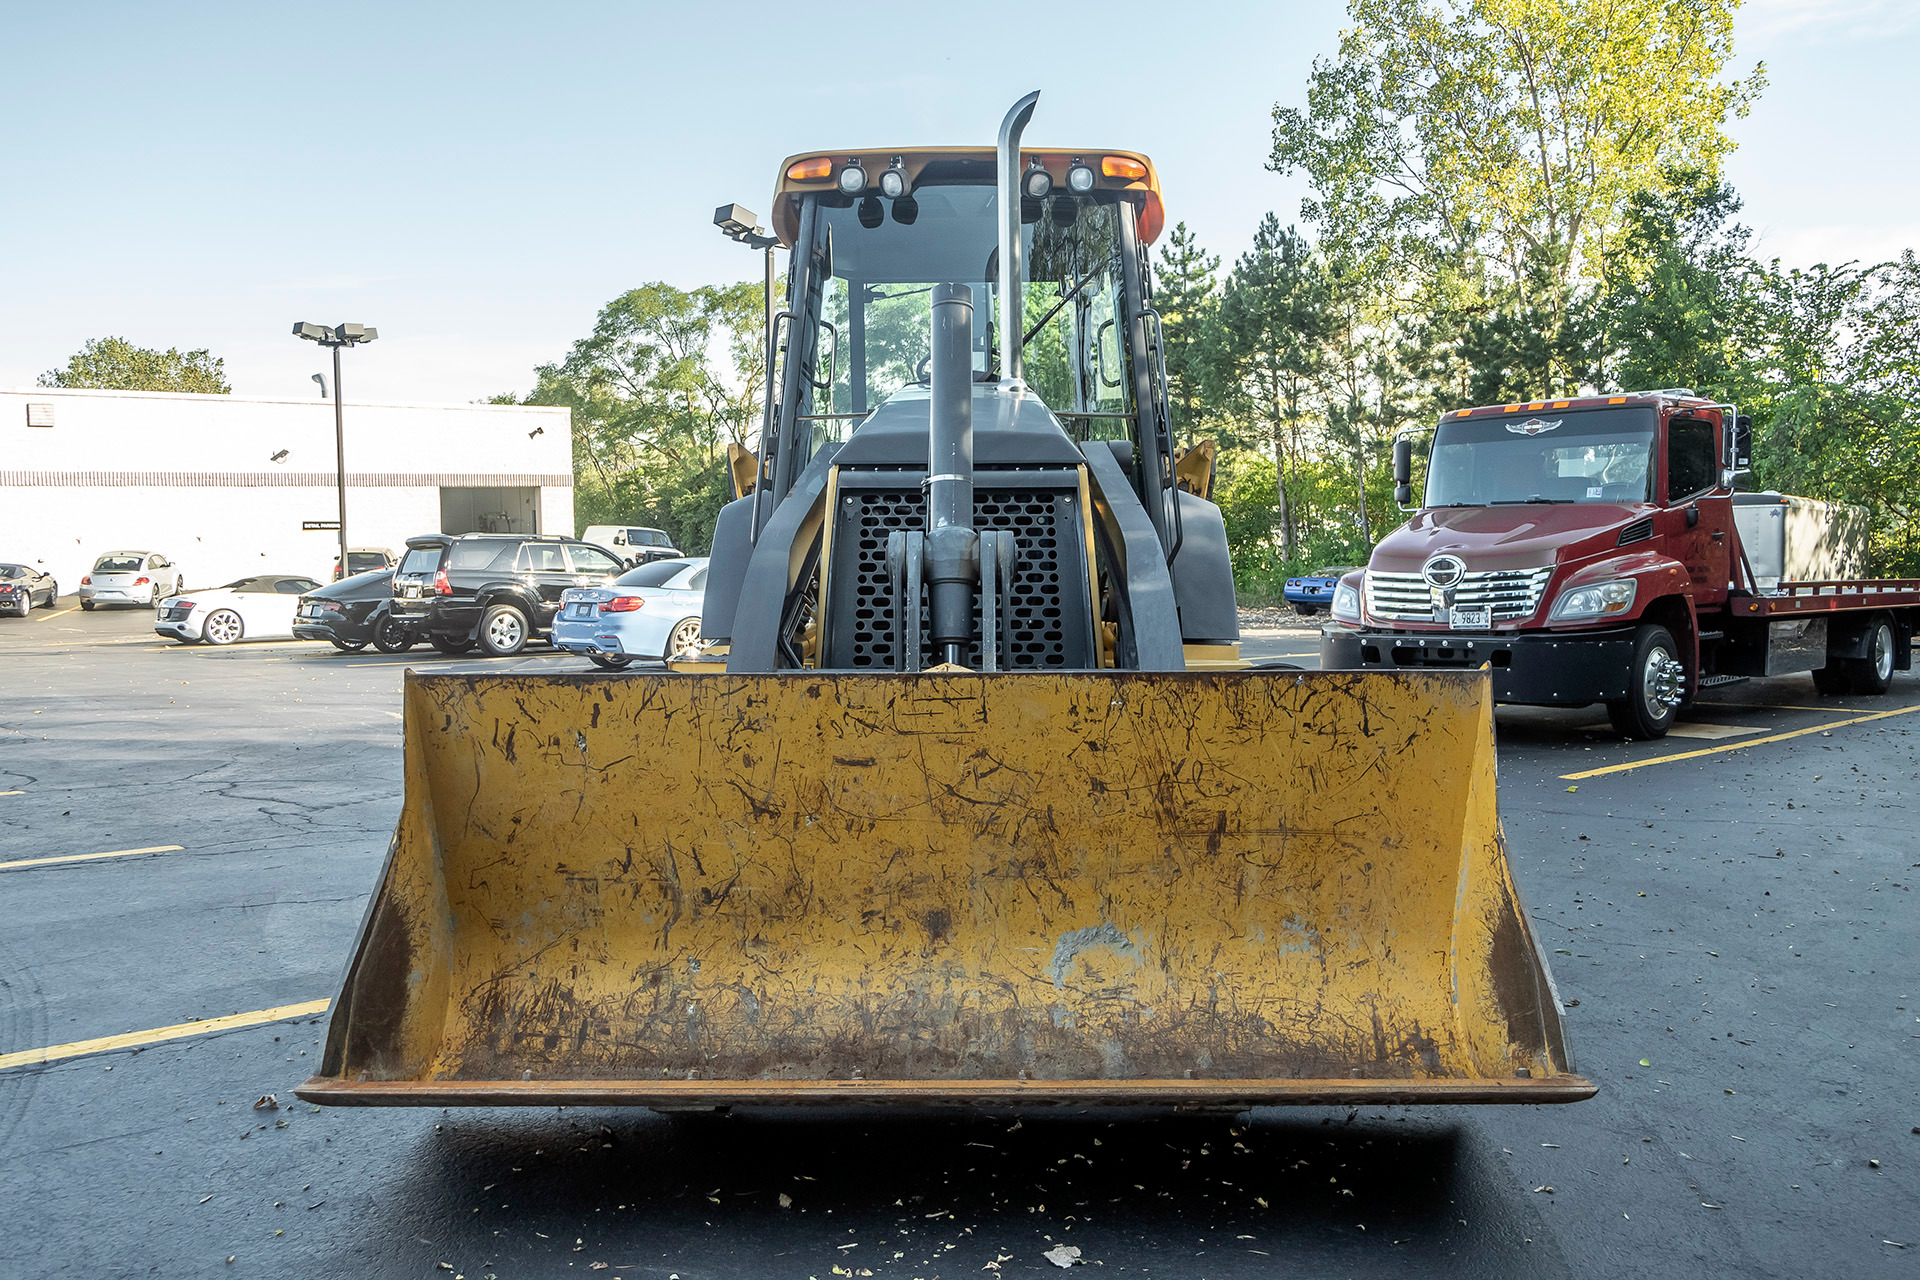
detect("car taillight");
top-left (434, 569), bottom-right (452, 595)
top-left (80, 575), bottom-right (91, 585)
top-left (601, 596), bottom-right (645, 613)
top-left (135, 576), bottom-right (150, 585)
top-left (177, 601), bottom-right (195, 612)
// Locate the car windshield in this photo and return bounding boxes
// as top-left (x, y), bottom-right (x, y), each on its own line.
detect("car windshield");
top-left (630, 529), bottom-right (671, 547)
top-left (1425, 407), bottom-right (1657, 507)
top-left (95, 556), bottom-right (143, 572)
top-left (616, 560), bottom-right (696, 588)
top-left (0, 565), bottom-right (24, 579)
top-left (399, 547), bottom-right (443, 575)
top-left (346, 553), bottom-right (387, 571)
top-left (219, 577), bottom-right (278, 593)
top-left (813, 184), bottom-right (1133, 436)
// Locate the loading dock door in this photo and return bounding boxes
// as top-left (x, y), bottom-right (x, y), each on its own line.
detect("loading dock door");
top-left (441, 486), bottom-right (540, 535)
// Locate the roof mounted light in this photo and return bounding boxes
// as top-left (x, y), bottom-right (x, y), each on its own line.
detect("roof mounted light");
top-left (836, 160), bottom-right (867, 195)
top-left (878, 157), bottom-right (908, 200)
top-left (1022, 158), bottom-right (1053, 200)
top-left (1101, 155), bottom-right (1147, 181)
top-left (1066, 158), bottom-right (1095, 193)
top-left (786, 156), bottom-right (832, 181)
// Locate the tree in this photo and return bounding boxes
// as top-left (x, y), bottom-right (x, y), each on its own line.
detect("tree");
top-left (39, 337), bottom-right (230, 393)
top-left (527, 282), bottom-right (765, 553)
top-left (1211, 218), bottom-right (1333, 559)
top-left (1606, 170), bottom-right (1750, 397)
top-left (1271, 0), bottom-right (1763, 392)
top-left (1155, 221), bottom-right (1221, 447)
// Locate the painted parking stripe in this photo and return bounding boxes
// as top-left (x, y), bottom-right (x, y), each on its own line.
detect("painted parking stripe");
top-left (0, 791), bottom-right (22, 797)
top-left (1560, 703), bottom-right (1920, 780)
top-left (0, 999), bottom-right (331, 1071)
top-left (0, 844), bottom-right (184, 872)
top-left (31, 606), bottom-right (81, 622)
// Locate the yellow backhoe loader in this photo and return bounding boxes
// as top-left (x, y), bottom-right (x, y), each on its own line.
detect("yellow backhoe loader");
top-left (299, 94), bottom-right (1592, 1110)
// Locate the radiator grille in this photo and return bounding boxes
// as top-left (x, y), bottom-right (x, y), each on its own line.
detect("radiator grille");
top-left (1365, 565), bottom-right (1554, 624)
top-left (841, 488), bottom-right (1077, 669)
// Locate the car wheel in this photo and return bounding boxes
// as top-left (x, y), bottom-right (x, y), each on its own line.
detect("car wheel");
top-left (665, 616), bottom-right (703, 660)
top-left (430, 634), bottom-right (474, 655)
top-left (329, 636), bottom-right (368, 652)
top-left (1810, 663), bottom-right (1851, 696)
top-left (1845, 617), bottom-right (1896, 695)
top-left (81, 600), bottom-right (94, 612)
top-left (478, 604), bottom-right (530, 656)
top-left (16, 593), bottom-right (30, 617)
top-left (589, 653), bottom-right (635, 670)
top-left (372, 615), bottom-right (415, 654)
top-left (1605, 624), bottom-right (1684, 739)
top-left (203, 609), bottom-right (244, 646)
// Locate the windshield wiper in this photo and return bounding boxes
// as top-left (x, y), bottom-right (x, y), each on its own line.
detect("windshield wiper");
top-left (1489, 497), bottom-right (1575, 505)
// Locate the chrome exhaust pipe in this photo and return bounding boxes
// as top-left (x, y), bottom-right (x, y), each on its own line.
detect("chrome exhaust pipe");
top-left (996, 90), bottom-right (1039, 385)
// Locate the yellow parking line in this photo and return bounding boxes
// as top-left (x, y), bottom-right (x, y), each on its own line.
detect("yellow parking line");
top-left (0, 998), bottom-right (331, 1071)
top-left (0, 844), bottom-right (184, 872)
top-left (1561, 704), bottom-right (1920, 780)
top-left (0, 790), bottom-right (22, 797)
top-left (1695, 703), bottom-right (1864, 713)
top-left (32, 605), bottom-right (81, 621)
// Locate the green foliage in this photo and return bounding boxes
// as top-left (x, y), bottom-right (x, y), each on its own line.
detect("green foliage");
top-left (39, 337), bottom-right (230, 394)
top-left (526, 281), bottom-right (765, 555)
top-left (1155, 222), bottom-right (1220, 447)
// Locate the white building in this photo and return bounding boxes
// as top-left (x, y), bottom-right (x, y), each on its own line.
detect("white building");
top-left (1, 387), bottom-right (572, 592)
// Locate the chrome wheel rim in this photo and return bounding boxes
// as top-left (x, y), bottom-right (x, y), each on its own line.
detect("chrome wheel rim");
top-left (487, 611), bottom-right (524, 649)
top-left (668, 618), bottom-right (702, 658)
top-left (1642, 644), bottom-right (1684, 718)
top-left (207, 611), bottom-right (241, 643)
top-left (1873, 623), bottom-right (1894, 683)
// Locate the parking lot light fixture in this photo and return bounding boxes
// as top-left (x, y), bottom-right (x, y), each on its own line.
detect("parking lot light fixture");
top-left (292, 322), bottom-right (379, 579)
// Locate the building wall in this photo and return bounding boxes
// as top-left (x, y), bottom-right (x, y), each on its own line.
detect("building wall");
top-left (1, 387), bottom-right (572, 590)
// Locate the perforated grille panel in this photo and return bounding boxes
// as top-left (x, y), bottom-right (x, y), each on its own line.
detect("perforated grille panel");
top-left (830, 480), bottom-right (1092, 670)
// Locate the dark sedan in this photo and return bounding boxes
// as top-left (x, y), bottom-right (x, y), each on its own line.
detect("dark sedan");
top-left (1, 562), bottom-right (59, 616)
top-left (293, 569), bottom-right (417, 653)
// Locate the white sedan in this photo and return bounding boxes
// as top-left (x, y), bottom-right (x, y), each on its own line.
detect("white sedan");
top-left (154, 574), bottom-right (325, 645)
top-left (551, 557), bottom-right (708, 668)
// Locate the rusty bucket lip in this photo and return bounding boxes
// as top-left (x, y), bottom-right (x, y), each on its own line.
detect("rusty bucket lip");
top-left (296, 1075), bottom-right (1597, 1108)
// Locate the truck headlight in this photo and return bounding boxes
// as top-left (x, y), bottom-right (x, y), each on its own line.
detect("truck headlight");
top-left (1331, 581), bottom-right (1361, 623)
top-left (1550, 579), bottom-right (1636, 620)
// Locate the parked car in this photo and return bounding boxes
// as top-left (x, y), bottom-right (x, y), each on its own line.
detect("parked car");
top-left (0, 563), bottom-right (59, 616)
top-left (1283, 566), bottom-right (1359, 616)
top-left (389, 533), bottom-right (626, 657)
top-left (579, 525), bottom-right (682, 565)
top-left (79, 551), bottom-right (183, 609)
top-left (154, 574), bottom-right (324, 645)
top-left (293, 569), bottom-right (418, 653)
top-left (552, 557), bottom-right (710, 669)
top-left (330, 547), bottom-right (397, 581)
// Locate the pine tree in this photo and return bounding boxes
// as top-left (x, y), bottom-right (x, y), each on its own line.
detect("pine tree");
top-left (1155, 222), bottom-right (1221, 448)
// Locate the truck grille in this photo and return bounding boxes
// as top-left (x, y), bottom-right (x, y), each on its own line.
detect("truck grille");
top-left (834, 485), bottom-right (1089, 670)
top-left (1365, 565), bottom-right (1554, 624)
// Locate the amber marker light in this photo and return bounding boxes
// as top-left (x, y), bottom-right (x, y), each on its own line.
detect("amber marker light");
top-left (786, 157), bottom-right (832, 181)
top-left (1101, 155), bottom-right (1148, 180)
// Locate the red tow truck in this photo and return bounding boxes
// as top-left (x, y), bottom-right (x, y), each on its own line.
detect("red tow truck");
top-left (1320, 390), bottom-right (1920, 737)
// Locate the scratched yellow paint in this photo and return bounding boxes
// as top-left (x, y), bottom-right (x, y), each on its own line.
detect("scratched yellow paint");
top-left (308, 669), bottom-right (1582, 1105)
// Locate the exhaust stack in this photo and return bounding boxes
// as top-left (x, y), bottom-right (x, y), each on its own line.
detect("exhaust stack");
top-left (996, 90), bottom-right (1039, 385)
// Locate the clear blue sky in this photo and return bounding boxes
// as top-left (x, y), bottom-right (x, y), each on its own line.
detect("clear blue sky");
top-left (1, 0), bottom-right (1913, 403)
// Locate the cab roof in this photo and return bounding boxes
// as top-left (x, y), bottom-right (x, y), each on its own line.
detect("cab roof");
top-left (770, 146), bottom-right (1164, 248)
top-left (1443, 390), bottom-right (1724, 420)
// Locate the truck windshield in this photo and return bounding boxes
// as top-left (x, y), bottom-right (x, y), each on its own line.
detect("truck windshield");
top-left (815, 186), bottom-right (1133, 432)
top-left (1425, 407), bottom-right (1657, 507)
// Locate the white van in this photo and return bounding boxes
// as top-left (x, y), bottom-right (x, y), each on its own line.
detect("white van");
top-left (579, 526), bottom-right (682, 565)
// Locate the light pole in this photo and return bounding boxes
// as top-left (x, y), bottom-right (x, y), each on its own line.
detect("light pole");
top-left (292, 322), bottom-right (378, 579)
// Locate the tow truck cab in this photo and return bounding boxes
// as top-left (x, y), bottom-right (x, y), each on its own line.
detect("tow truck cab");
top-left (1322, 390), bottom-right (1916, 738)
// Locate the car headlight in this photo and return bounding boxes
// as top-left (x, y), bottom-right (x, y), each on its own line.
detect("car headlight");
top-left (1331, 581), bottom-right (1361, 623)
top-left (1550, 578), bottom-right (1636, 621)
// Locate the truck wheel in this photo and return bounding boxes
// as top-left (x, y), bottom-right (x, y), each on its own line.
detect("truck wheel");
top-left (478, 604), bottom-right (529, 657)
top-left (1845, 617), bottom-right (1896, 695)
top-left (1606, 624), bottom-right (1684, 740)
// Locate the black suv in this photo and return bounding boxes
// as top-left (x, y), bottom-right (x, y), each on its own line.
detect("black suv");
top-left (390, 534), bottom-right (626, 657)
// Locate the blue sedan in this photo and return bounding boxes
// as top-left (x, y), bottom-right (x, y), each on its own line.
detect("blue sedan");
top-left (1283, 566), bottom-right (1359, 616)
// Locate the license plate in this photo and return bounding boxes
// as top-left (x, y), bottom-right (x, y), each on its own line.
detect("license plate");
top-left (565, 603), bottom-right (594, 619)
top-left (1449, 605), bottom-right (1491, 629)
top-left (403, 584), bottom-right (421, 598)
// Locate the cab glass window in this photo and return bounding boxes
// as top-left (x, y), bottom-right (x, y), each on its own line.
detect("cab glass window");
top-left (451, 540), bottom-right (518, 571)
top-left (1666, 417), bottom-right (1717, 501)
top-left (516, 543), bottom-right (566, 573)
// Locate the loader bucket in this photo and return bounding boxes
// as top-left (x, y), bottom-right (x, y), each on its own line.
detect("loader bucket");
top-left (298, 669), bottom-right (1592, 1108)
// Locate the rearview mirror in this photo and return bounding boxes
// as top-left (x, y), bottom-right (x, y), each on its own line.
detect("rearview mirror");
top-left (1392, 437), bottom-right (1412, 486)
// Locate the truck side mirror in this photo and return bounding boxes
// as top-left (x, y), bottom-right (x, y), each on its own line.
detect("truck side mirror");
top-left (1734, 414), bottom-right (1752, 469)
top-left (1391, 437), bottom-right (1412, 486)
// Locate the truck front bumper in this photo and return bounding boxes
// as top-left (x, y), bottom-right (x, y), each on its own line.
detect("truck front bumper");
top-left (1321, 625), bottom-right (1638, 706)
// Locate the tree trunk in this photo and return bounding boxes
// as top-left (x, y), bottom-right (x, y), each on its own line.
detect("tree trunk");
top-left (1272, 422), bottom-right (1296, 561)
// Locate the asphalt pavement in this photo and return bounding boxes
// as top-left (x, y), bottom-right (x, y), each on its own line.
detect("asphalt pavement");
top-left (2, 600), bottom-right (1915, 1279)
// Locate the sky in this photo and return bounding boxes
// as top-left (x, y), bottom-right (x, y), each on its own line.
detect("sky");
top-left (2, 0), bottom-right (1915, 404)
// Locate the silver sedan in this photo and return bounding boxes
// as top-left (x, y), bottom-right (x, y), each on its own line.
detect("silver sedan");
top-left (552, 557), bottom-right (708, 669)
